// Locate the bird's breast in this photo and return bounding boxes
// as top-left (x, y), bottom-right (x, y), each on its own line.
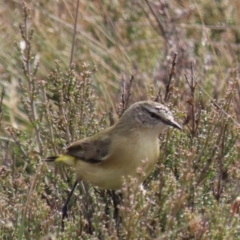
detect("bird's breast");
top-left (75, 131), bottom-right (160, 189)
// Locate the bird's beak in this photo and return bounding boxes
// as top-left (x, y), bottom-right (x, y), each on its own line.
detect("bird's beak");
top-left (169, 120), bottom-right (182, 130)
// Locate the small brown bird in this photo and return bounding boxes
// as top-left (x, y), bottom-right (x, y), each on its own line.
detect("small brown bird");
top-left (46, 101), bottom-right (182, 220)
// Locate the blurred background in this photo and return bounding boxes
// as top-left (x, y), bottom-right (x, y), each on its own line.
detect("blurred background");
top-left (1, 0), bottom-right (240, 239)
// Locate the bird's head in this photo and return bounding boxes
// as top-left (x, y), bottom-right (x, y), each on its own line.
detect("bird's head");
top-left (119, 101), bottom-right (182, 132)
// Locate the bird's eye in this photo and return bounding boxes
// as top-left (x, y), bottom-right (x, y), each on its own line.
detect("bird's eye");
top-left (149, 112), bottom-right (159, 119)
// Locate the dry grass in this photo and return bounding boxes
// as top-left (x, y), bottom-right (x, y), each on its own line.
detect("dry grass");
top-left (1, 0), bottom-right (240, 239)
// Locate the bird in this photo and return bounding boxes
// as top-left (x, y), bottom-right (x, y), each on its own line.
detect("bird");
top-left (45, 100), bottom-right (182, 222)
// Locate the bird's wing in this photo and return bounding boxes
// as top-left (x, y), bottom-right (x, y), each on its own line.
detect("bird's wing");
top-left (65, 135), bottom-right (112, 164)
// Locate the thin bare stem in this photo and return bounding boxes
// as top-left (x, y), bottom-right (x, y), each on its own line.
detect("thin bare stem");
top-left (145, 0), bottom-right (166, 41)
top-left (41, 82), bottom-right (58, 155)
top-left (69, 0), bottom-right (80, 67)
top-left (164, 53), bottom-right (177, 102)
top-left (190, 64), bottom-right (195, 136)
top-left (124, 75), bottom-right (134, 108)
top-left (20, 3), bottom-right (43, 155)
top-left (0, 87), bottom-right (5, 127)
top-left (184, 63), bottom-right (197, 138)
top-left (119, 75), bottom-right (134, 116)
top-left (59, 93), bottom-right (72, 143)
top-left (108, 111), bottom-right (115, 126)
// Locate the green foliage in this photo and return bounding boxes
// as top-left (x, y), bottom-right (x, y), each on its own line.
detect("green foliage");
top-left (1, 0), bottom-right (240, 239)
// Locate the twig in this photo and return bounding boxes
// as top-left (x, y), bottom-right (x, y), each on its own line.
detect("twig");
top-left (40, 81), bottom-right (58, 155)
top-left (108, 111), bottom-right (115, 126)
top-left (164, 53), bottom-right (177, 102)
top-left (69, 0), bottom-right (80, 67)
top-left (145, 0), bottom-right (166, 41)
top-left (59, 93), bottom-right (72, 144)
top-left (19, 3), bottom-right (43, 155)
top-left (184, 63), bottom-right (197, 138)
top-left (119, 75), bottom-right (134, 116)
top-left (0, 87), bottom-right (5, 127)
top-left (214, 124), bottom-right (227, 202)
top-left (124, 75), bottom-right (134, 110)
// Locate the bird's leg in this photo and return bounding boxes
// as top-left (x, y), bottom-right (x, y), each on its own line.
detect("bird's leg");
top-left (111, 190), bottom-right (122, 231)
top-left (61, 180), bottom-right (79, 231)
top-left (112, 190), bottom-right (119, 220)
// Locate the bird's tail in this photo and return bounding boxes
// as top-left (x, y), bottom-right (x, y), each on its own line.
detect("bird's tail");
top-left (45, 154), bottom-right (76, 166)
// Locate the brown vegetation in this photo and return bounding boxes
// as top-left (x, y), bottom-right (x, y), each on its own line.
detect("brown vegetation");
top-left (1, 0), bottom-right (240, 239)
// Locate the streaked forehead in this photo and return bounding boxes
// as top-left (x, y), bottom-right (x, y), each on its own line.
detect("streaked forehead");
top-left (153, 103), bottom-right (173, 117)
top-left (137, 101), bottom-right (170, 113)
top-left (156, 104), bottom-right (167, 110)
top-left (153, 103), bottom-right (169, 111)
